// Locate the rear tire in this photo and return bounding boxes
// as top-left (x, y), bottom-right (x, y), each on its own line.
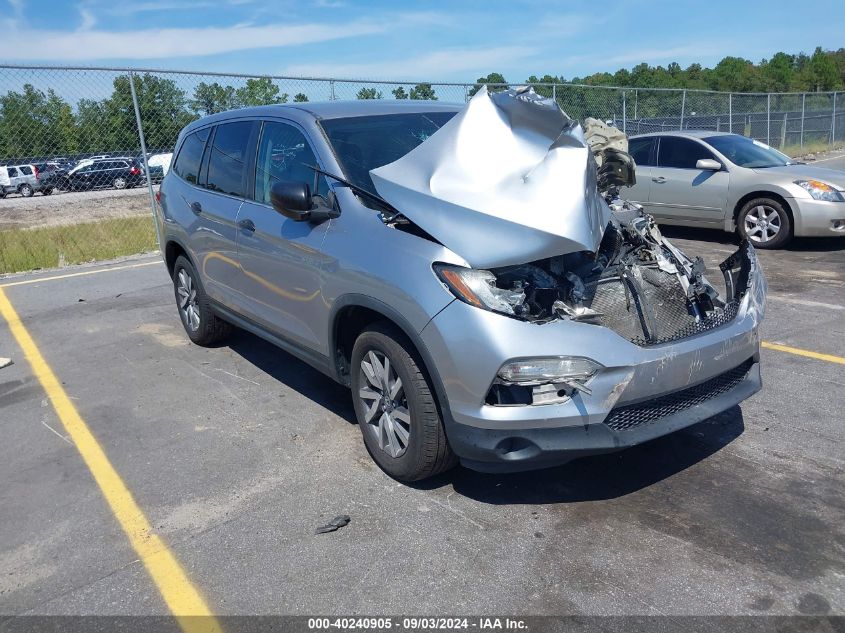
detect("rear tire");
top-left (172, 255), bottom-right (233, 346)
top-left (351, 322), bottom-right (456, 482)
top-left (19, 184), bottom-right (33, 198)
top-left (41, 187), bottom-right (53, 196)
top-left (113, 176), bottom-right (127, 189)
top-left (737, 197), bottom-right (792, 249)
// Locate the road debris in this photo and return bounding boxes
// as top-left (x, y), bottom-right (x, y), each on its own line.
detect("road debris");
top-left (315, 515), bottom-right (351, 534)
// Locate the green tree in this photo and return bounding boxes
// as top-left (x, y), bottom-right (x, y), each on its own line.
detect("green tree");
top-left (806, 46), bottom-right (840, 91)
top-left (409, 83), bottom-right (437, 100)
top-left (392, 86), bottom-right (408, 99)
top-left (235, 77), bottom-right (287, 107)
top-left (101, 73), bottom-right (194, 153)
top-left (468, 72), bottom-right (507, 97)
top-left (356, 87), bottom-right (383, 99)
top-left (0, 84), bottom-right (78, 158)
top-left (293, 93), bottom-right (309, 102)
top-left (190, 81), bottom-right (237, 115)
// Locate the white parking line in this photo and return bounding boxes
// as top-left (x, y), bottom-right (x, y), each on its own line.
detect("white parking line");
top-left (0, 259), bottom-right (162, 288)
top-left (768, 294), bottom-right (845, 311)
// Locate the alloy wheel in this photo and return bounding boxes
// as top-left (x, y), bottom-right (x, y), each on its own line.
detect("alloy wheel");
top-left (113, 177), bottom-right (127, 189)
top-left (358, 350), bottom-right (411, 458)
top-left (744, 204), bottom-right (781, 244)
top-left (176, 269), bottom-right (200, 332)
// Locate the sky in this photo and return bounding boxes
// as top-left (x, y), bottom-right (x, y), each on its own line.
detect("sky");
top-left (1, 0), bottom-right (844, 83)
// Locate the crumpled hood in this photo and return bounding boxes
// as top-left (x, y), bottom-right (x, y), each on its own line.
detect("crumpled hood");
top-left (369, 86), bottom-right (611, 269)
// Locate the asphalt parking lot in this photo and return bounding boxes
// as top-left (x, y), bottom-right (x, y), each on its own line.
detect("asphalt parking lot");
top-left (1, 216), bottom-right (844, 621)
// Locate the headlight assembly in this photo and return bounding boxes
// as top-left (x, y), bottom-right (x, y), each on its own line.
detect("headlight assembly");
top-left (794, 179), bottom-right (845, 202)
top-left (433, 263), bottom-right (526, 316)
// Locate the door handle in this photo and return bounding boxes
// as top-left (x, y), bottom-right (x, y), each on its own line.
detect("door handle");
top-left (238, 218), bottom-right (255, 232)
top-left (190, 201), bottom-right (202, 215)
top-left (652, 176), bottom-right (666, 184)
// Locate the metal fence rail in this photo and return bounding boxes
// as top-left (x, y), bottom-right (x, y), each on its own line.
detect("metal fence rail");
top-left (0, 65), bottom-right (843, 274)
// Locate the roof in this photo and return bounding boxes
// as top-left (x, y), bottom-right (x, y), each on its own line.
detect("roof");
top-left (182, 100), bottom-right (463, 135)
top-left (630, 130), bottom-right (737, 139)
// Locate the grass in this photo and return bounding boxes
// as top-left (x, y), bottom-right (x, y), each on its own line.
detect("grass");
top-left (0, 215), bottom-right (157, 274)
top-left (781, 139), bottom-right (845, 158)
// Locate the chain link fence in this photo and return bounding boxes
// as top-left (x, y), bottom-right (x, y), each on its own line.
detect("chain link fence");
top-left (1, 65), bottom-right (844, 273)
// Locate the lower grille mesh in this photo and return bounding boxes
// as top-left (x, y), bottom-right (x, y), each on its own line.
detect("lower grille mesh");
top-left (603, 358), bottom-right (754, 431)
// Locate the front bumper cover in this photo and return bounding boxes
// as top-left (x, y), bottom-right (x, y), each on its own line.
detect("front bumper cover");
top-left (420, 243), bottom-right (765, 472)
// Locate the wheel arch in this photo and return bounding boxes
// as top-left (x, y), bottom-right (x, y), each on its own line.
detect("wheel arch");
top-left (329, 295), bottom-right (453, 423)
top-left (164, 238), bottom-right (196, 279)
top-left (732, 190), bottom-right (794, 228)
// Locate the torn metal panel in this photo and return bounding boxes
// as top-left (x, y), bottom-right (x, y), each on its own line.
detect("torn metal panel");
top-left (370, 86), bottom-right (611, 269)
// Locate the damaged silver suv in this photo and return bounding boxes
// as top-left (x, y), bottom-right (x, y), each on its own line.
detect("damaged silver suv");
top-left (156, 87), bottom-right (765, 481)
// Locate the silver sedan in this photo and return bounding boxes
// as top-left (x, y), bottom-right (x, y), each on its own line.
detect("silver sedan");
top-left (624, 131), bottom-right (845, 248)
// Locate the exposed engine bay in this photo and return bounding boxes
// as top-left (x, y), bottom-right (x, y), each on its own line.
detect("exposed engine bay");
top-left (485, 199), bottom-right (752, 346)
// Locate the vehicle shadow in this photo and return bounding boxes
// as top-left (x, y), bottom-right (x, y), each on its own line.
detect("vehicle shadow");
top-left (659, 225), bottom-right (845, 252)
top-left (226, 328), bottom-right (357, 425)
top-left (415, 407), bottom-right (745, 504)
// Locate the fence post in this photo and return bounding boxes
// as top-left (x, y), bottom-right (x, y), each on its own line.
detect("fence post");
top-left (552, 83), bottom-right (556, 105)
top-left (780, 112), bottom-right (787, 149)
top-left (766, 93), bottom-right (771, 145)
top-left (330, 80), bottom-right (335, 101)
top-left (832, 92), bottom-right (837, 145)
top-left (728, 93), bottom-right (732, 133)
top-left (128, 70), bottom-right (159, 247)
top-left (633, 89), bottom-right (638, 119)
top-left (622, 90), bottom-right (627, 134)
top-left (800, 93), bottom-right (806, 149)
top-left (679, 90), bottom-right (686, 130)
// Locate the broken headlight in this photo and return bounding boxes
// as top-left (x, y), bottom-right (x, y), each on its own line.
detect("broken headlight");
top-left (794, 179), bottom-right (845, 202)
top-left (434, 263), bottom-right (526, 316)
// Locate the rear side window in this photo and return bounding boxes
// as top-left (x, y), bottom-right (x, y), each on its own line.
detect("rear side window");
top-left (628, 138), bottom-right (655, 166)
top-left (207, 121), bottom-right (253, 197)
top-left (658, 137), bottom-right (715, 169)
top-left (20, 166), bottom-right (32, 175)
top-left (174, 128), bottom-right (210, 185)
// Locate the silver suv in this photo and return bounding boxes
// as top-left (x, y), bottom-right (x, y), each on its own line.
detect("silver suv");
top-left (156, 90), bottom-right (765, 481)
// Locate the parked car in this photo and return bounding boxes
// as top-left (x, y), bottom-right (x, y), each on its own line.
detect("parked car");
top-left (0, 163), bottom-right (44, 197)
top-left (33, 162), bottom-right (67, 194)
top-left (156, 92), bottom-right (764, 481)
top-left (624, 131), bottom-right (845, 248)
top-left (138, 152), bottom-right (173, 183)
top-left (62, 157), bottom-right (145, 191)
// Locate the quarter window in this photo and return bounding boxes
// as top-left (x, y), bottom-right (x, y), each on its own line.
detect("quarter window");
top-left (207, 121), bottom-right (253, 197)
top-left (658, 137), bottom-right (715, 169)
top-left (254, 121), bottom-right (326, 204)
top-left (20, 166), bottom-right (32, 175)
top-left (173, 128), bottom-right (210, 185)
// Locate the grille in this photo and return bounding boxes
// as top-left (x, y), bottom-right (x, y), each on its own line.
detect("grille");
top-left (582, 266), bottom-right (738, 347)
top-left (603, 358), bottom-right (754, 431)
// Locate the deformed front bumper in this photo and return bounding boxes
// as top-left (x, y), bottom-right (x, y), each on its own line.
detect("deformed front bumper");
top-left (420, 244), bottom-right (766, 473)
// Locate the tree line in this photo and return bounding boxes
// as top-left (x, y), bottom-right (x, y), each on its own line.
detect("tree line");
top-left (1, 48), bottom-right (842, 161)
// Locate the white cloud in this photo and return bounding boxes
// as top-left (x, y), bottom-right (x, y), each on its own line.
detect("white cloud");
top-left (0, 20), bottom-right (386, 61)
top-left (282, 46), bottom-right (537, 81)
top-left (78, 7), bottom-right (97, 31)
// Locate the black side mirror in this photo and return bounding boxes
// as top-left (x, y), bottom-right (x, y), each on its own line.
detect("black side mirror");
top-left (270, 181), bottom-right (339, 223)
top-left (271, 181), bottom-right (312, 221)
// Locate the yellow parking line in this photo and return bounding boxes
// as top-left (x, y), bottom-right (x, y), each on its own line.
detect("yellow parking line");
top-left (762, 341), bottom-right (845, 365)
top-left (0, 287), bottom-right (222, 633)
top-left (0, 259), bottom-right (161, 288)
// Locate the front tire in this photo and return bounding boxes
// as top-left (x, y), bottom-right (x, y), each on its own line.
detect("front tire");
top-left (737, 197), bottom-right (792, 249)
top-left (172, 255), bottom-right (232, 346)
top-left (41, 187), bottom-right (53, 196)
top-left (113, 176), bottom-right (127, 189)
top-left (351, 323), bottom-right (456, 482)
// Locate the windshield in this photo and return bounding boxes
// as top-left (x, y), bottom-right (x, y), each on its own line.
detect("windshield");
top-left (704, 135), bottom-right (792, 168)
top-left (319, 111), bottom-right (458, 195)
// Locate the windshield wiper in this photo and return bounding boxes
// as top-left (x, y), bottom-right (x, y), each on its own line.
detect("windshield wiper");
top-left (305, 164), bottom-right (404, 220)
